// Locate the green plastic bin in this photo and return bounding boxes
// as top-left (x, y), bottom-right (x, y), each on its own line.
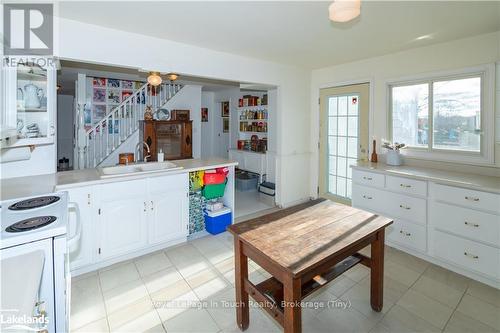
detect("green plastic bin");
top-left (202, 180), bottom-right (227, 199)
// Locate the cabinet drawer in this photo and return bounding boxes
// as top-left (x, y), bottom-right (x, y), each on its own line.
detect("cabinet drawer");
top-left (431, 201), bottom-right (500, 247)
top-left (352, 184), bottom-right (385, 214)
top-left (387, 192), bottom-right (427, 225)
top-left (433, 230), bottom-right (500, 278)
top-left (432, 183), bottom-right (500, 214)
top-left (386, 175), bottom-right (427, 197)
top-left (352, 169), bottom-right (385, 188)
top-left (387, 219), bottom-right (426, 253)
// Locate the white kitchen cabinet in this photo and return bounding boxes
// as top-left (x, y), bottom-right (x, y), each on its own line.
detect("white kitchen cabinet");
top-left (66, 186), bottom-right (94, 271)
top-left (96, 179), bottom-right (148, 261)
top-left (229, 149), bottom-right (266, 176)
top-left (2, 57), bottom-right (56, 147)
top-left (352, 165), bottom-right (500, 288)
top-left (147, 174), bottom-right (189, 245)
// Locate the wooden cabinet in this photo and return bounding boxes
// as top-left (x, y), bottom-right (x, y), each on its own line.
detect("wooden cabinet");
top-left (147, 175), bottom-right (189, 245)
top-left (96, 179), bottom-right (148, 261)
top-left (67, 186), bottom-right (94, 271)
top-left (141, 120), bottom-right (192, 161)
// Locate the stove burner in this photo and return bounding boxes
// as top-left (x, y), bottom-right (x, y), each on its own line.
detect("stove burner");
top-left (8, 196), bottom-right (60, 211)
top-left (5, 216), bottom-right (57, 232)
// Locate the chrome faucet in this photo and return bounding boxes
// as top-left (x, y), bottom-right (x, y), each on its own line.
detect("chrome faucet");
top-left (135, 141), bottom-right (151, 162)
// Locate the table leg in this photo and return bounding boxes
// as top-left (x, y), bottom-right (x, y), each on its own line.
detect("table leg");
top-left (283, 277), bottom-right (302, 333)
top-left (234, 238), bottom-right (249, 331)
top-left (370, 229), bottom-right (385, 312)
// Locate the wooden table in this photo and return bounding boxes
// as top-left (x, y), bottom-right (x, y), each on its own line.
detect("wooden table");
top-left (227, 199), bottom-right (393, 333)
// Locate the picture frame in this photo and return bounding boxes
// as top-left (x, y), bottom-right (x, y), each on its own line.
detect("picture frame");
top-left (221, 101), bottom-right (230, 117)
top-left (201, 107), bottom-right (208, 122)
top-left (223, 118), bottom-right (229, 133)
top-left (93, 77), bottom-right (106, 87)
top-left (93, 105), bottom-right (106, 121)
top-left (107, 79), bottom-right (120, 88)
top-left (121, 80), bottom-right (134, 89)
top-left (121, 90), bottom-right (133, 102)
top-left (93, 88), bottom-right (106, 103)
top-left (107, 90), bottom-right (120, 104)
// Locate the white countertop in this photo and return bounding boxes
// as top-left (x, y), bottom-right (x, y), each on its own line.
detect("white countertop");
top-left (351, 161), bottom-right (500, 194)
top-left (1, 158), bottom-right (238, 201)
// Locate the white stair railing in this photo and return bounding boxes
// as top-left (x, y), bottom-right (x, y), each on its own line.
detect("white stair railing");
top-left (80, 82), bottom-right (183, 168)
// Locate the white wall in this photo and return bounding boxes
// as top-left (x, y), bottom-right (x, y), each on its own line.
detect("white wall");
top-left (56, 18), bottom-right (311, 207)
top-left (201, 91), bottom-right (215, 159)
top-left (310, 31), bottom-right (500, 197)
top-left (57, 94), bottom-right (74, 168)
top-left (162, 85), bottom-right (202, 159)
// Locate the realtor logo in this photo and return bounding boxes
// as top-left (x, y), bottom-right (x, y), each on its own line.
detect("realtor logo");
top-left (3, 3), bottom-right (53, 55)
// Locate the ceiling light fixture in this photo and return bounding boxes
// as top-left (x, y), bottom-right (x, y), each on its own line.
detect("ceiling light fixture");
top-left (329, 0), bottom-right (361, 23)
top-left (147, 72), bottom-right (162, 86)
top-left (166, 73), bottom-right (179, 82)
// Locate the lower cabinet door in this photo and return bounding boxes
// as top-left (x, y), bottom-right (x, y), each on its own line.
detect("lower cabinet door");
top-left (147, 175), bottom-right (188, 245)
top-left (98, 180), bottom-right (148, 260)
top-left (433, 230), bottom-right (500, 278)
top-left (386, 219), bottom-right (427, 253)
top-left (67, 186), bottom-right (94, 271)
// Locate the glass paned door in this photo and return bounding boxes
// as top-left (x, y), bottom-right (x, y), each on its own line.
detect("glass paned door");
top-left (327, 95), bottom-right (359, 199)
top-left (319, 83), bottom-right (370, 203)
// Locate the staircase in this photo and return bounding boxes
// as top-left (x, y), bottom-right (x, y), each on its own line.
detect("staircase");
top-left (76, 82), bottom-right (183, 169)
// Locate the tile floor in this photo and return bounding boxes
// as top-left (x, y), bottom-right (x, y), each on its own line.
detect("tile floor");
top-left (234, 189), bottom-right (275, 218)
top-left (71, 232), bottom-right (500, 333)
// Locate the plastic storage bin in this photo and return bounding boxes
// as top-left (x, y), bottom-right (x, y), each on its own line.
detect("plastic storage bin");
top-left (202, 180), bottom-right (227, 199)
top-left (204, 207), bottom-right (232, 235)
top-left (235, 172), bottom-right (258, 191)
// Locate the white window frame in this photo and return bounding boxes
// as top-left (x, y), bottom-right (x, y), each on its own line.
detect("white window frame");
top-left (387, 64), bottom-right (495, 166)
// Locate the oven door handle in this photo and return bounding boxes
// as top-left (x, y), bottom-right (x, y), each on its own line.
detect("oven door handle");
top-left (67, 202), bottom-right (82, 253)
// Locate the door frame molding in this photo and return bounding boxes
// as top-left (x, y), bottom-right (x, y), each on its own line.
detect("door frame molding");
top-left (317, 78), bottom-right (374, 202)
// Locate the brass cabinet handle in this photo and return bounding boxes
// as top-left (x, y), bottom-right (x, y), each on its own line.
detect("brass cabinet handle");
top-left (464, 221), bottom-right (479, 228)
top-left (400, 183), bottom-right (412, 188)
top-left (399, 204), bottom-right (411, 210)
top-left (151, 200), bottom-right (154, 211)
top-left (362, 195), bottom-right (373, 200)
top-left (465, 196), bottom-right (480, 202)
top-left (464, 252), bottom-right (479, 259)
top-left (399, 230), bottom-right (411, 236)
top-left (144, 202), bottom-right (147, 212)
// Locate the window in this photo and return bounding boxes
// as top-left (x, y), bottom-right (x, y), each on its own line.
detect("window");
top-left (389, 67), bottom-right (494, 165)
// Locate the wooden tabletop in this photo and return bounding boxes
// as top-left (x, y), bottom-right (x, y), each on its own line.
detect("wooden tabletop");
top-left (228, 200), bottom-right (393, 277)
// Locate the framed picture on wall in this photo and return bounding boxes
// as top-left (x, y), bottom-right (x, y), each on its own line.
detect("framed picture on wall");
top-left (107, 79), bottom-right (120, 88)
top-left (221, 101), bottom-right (230, 117)
top-left (121, 80), bottom-right (134, 89)
top-left (93, 77), bottom-right (106, 87)
top-left (93, 88), bottom-right (106, 103)
top-left (107, 90), bottom-right (120, 104)
top-left (201, 108), bottom-right (208, 122)
top-left (223, 118), bottom-right (229, 133)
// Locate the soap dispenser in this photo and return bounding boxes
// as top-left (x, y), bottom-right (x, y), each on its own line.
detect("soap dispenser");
top-left (157, 149), bottom-right (164, 162)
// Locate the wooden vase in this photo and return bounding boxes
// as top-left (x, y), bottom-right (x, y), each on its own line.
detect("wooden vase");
top-left (370, 139), bottom-right (378, 163)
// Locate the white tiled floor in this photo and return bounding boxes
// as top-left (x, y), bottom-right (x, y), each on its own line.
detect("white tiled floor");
top-left (234, 189), bottom-right (275, 218)
top-left (71, 232), bottom-right (500, 333)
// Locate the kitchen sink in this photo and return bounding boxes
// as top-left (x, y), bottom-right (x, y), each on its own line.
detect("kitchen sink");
top-left (99, 161), bottom-right (183, 178)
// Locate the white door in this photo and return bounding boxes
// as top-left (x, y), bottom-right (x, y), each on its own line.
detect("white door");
top-left (67, 186), bottom-right (94, 271)
top-left (147, 174), bottom-right (189, 245)
top-left (97, 179), bottom-right (148, 260)
top-left (319, 83), bottom-right (370, 204)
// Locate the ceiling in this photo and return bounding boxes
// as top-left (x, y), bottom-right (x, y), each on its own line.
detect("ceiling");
top-left (58, 1), bottom-right (500, 69)
top-left (57, 60), bottom-right (242, 95)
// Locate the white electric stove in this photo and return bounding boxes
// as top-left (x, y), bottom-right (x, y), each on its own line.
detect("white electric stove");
top-left (0, 192), bottom-right (81, 333)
